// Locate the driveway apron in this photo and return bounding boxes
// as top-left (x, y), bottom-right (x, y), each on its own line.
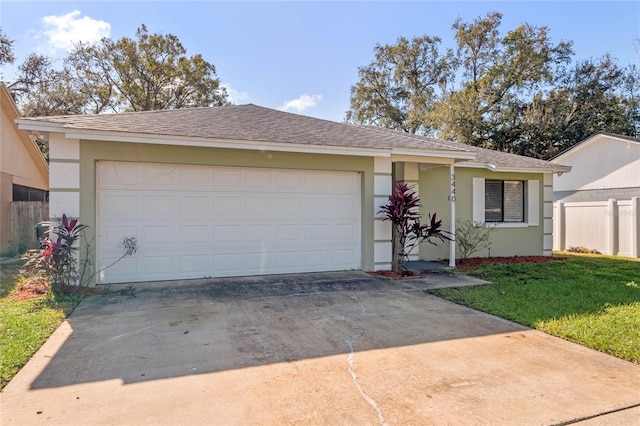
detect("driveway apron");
top-left (1, 271), bottom-right (639, 425)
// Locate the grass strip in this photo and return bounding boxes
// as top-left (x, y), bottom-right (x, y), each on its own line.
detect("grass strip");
top-left (428, 254), bottom-right (640, 363)
top-left (0, 261), bottom-right (81, 389)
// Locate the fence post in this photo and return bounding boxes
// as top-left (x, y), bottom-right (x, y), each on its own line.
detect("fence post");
top-left (607, 199), bottom-right (618, 256)
top-left (554, 201), bottom-right (565, 251)
top-left (632, 197), bottom-right (639, 258)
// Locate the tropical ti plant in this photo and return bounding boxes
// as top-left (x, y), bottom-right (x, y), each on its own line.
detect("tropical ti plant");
top-left (379, 182), bottom-right (450, 274)
top-left (22, 214), bottom-right (86, 294)
top-left (22, 214), bottom-right (138, 294)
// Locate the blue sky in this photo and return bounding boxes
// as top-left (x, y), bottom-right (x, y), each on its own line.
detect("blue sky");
top-left (1, 1), bottom-right (639, 122)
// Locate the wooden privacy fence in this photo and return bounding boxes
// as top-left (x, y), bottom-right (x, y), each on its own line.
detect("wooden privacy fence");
top-left (553, 198), bottom-right (640, 258)
top-left (10, 201), bottom-right (49, 254)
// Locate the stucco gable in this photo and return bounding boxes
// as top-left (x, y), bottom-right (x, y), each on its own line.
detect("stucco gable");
top-left (0, 83), bottom-right (48, 190)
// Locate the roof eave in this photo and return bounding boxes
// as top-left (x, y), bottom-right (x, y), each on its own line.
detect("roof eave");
top-left (456, 161), bottom-right (571, 174)
top-left (56, 128), bottom-right (395, 157)
top-left (390, 148), bottom-right (476, 161)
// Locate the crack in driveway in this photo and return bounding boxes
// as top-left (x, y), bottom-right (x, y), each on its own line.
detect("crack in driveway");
top-left (346, 337), bottom-right (387, 426)
top-left (339, 296), bottom-right (387, 426)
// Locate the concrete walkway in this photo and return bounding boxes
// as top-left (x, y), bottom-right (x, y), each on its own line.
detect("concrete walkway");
top-left (1, 271), bottom-right (639, 425)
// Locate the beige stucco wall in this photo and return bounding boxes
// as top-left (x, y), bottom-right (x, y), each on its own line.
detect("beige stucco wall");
top-left (0, 109), bottom-right (48, 191)
top-left (419, 166), bottom-right (545, 260)
top-left (0, 92), bottom-right (49, 254)
top-left (79, 140), bottom-right (376, 276)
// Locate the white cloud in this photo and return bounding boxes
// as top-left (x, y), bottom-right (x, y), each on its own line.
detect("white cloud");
top-left (278, 94), bottom-right (322, 112)
top-left (221, 84), bottom-right (250, 104)
top-left (40, 10), bottom-right (111, 52)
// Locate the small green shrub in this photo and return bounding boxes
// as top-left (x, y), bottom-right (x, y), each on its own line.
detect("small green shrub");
top-left (455, 219), bottom-right (496, 260)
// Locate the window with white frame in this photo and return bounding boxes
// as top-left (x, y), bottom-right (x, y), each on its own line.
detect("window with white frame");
top-left (472, 178), bottom-right (539, 227)
top-left (485, 180), bottom-right (524, 222)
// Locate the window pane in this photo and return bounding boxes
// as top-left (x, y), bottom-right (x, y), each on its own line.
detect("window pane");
top-left (503, 181), bottom-right (523, 222)
top-left (485, 180), bottom-right (503, 222)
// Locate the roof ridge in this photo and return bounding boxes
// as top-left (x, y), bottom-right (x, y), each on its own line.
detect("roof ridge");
top-left (358, 125), bottom-right (472, 152)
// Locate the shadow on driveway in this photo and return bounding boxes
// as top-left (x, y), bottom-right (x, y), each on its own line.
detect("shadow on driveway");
top-left (29, 271), bottom-right (503, 388)
top-left (2, 271), bottom-right (639, 425)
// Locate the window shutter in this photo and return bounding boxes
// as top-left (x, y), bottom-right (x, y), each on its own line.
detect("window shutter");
top-left (527, 180), bottom-right (540, 226)
top-left (472, 178), bottom-right (485, 224)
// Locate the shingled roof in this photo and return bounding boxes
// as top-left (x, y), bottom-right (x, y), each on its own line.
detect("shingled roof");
top-left (17, 103), bottom-right (569, 171)
top-left (17, 104), bottom-right (471, 154)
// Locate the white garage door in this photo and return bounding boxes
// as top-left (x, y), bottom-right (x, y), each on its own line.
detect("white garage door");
top-left (96, 161), bottom-right (361, 283)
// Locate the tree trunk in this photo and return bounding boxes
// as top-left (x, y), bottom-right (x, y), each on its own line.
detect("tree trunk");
top-left (391, 225), bottom-right (404, 274)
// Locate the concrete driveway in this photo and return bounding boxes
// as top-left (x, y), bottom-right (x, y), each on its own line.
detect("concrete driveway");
top-left (2, 271), bottom-right (639, 425)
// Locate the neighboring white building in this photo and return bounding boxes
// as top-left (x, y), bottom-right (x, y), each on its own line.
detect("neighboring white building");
top-left (553, 132), bottom-right (640, 202)
top-left (553, 133), bottom-right (640, 257)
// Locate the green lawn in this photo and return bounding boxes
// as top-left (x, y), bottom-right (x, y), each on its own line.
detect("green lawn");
top-left (428, 254), bottom-right (640, 363)
top-left (0, 260), bottom-right (80, 390)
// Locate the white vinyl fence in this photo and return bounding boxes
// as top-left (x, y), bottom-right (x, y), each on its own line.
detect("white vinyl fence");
top-left (553, 197), bottom-right (639, 258)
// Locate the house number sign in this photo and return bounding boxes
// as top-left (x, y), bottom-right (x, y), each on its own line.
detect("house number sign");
top-left (449, 173), bottom-right (456, 203)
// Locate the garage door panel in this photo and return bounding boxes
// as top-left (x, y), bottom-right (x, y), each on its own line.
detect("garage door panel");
top-left (305, 250), bottom-right (329, 267)
top-left (274, 197), bottom-right (302, 216)
top-left (305, 198), bottom-right (329, 215)
top-left (213, 225), bottom-right (242, 242)
top-left (140, 256), bottom-right (174, 276)
top-left (246, 224), bottom-right (272, 241)
top-left (305, 224), bottom-right (329, 240)
top-left (212, 169), bottom-right (242, 187)
top-left (101, 194), bottom-right (138, 216)
top-left (276, 224), bottom-right (301, 241)
top-left (245, 196), bottom-right (273, 215)
top-left (100, 225), bottom-right (137, 246)
top-left (332, 224), bottom-right (356, 240)
top-left (98, 256), bottom-right (138, 281)
top-left (99, 162), bottom-right (138, 188)
top-left (178, 225), bottom-right (209, 244)
top-left (274, 171), bottom-right (302, 188)
top-left (141, 195), bottom-right (175, 216)
top-left (213, 253), bottom-right (243, 272)
top-left (97, 162), bottom-right (361, 283)
top-left (244, 252), bottom-right (273, 272)
top-left (304, 172), bottom-right (332, 190)
top-left (178, 254), bottom-right (209, 274)
top-left (277, 251), bottom-right (302, 269)
top-left (177, 168), bottom-right (209, 187)
top-left (140, 226), bottom-right (174, 245)
top-left (212, 196), bottom-right (242, 214)
top-left (178, 196), bottom-right (210, 215)
top-left (245, 170), bottom-right (273, 188)
top-left (141, 164), bottom-right (175, 187)
top-left (333, 174), bottom-right (358, 191)
top-left (333, 250), bottom-right (358, 266)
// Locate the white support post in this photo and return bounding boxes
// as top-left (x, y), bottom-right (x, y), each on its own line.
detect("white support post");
top-left (449, 163), bottom-right (456, 268)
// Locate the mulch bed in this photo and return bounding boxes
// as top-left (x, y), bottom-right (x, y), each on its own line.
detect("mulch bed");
top-left (8, 280), bottom-right (102, 301)
top-left (8, 279), bottom-right (49, 301)
top-left (371, 256), bottom-right (566, 279)
top-left (370, 270), bottom-right (424, 280)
